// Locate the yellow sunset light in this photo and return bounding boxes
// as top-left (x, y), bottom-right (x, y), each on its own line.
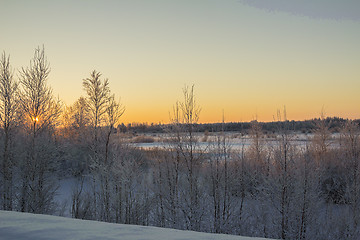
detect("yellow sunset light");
top-left (2, 1), bottom-right (360, 123)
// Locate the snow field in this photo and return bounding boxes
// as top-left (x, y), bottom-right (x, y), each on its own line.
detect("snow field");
top-left (0, 211), bottom-right (274, 240)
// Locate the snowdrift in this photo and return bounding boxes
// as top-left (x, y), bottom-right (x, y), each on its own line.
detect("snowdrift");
top-left (0, 211), bottom-right (274, 240)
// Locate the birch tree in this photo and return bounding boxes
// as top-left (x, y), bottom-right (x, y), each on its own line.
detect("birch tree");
top-left (151, 102), bottom-right (183, 228)
top-left (19, 46), bottom-right (61, 213)
top-left (82, 70), bottom-right (110, 218)
top-left (341, 121), bottom-right (360, 238)
top-left (267, 107), bottom-right (297, 239)
top-left (0, 52), bottom-right (18, 210)
top-left (176, 85), bottom-right (203, 231)
top-left (101, 95), bottom-right (124, 221)
top-left (206, 114), bottom-right (234, 233)
top-left (82, 70), bottom-right (124, 221)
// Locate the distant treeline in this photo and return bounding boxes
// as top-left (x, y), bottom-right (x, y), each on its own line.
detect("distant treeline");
top-left (119, 117), bottom-right (360, 134)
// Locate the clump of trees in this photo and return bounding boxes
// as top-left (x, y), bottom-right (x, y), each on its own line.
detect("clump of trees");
top-left (1, 47), bottom-right (360, 240)
top-left (0, 47), bottom-right (61, 214)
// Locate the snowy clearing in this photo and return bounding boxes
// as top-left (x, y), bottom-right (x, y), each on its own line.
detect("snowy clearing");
top-left (0, 211), bottom-right (274, 240)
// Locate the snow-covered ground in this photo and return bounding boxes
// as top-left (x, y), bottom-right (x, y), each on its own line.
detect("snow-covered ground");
top-left (130, 132), bottom-right (341, 151)
top-left (0, 211), bottom-right (274, 240)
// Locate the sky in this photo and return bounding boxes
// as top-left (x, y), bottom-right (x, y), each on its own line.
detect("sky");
top-left (1, 0), bottom-right (359, 124)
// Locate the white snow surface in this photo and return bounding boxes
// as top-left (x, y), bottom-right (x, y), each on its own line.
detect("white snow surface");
top-left (0, 211), bottom-right (274, 240)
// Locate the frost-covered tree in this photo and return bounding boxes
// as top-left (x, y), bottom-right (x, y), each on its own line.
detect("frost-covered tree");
top-left (262, 107), bottom-right (298, 239)
top-left (100, 95), bottom-right (124, 221)
top-left (205, 115), bottom-right (235, 234)
top-left (18, 46), bottom-right (61, 214)
top-left (81, 70), bottom-right (110, 218)
top-left (340, 120), bottom-right (360, 238)
top-left (80, 70), bottom-right (125, 221)
top-left (311, 111), bottom-right (332, 164)
top-left (173, 85), bottom-right (204, 231)
top-left (110, 146), bottom-right (150, 225)
top-left (83, 70), bottom-right (110, 144)
top-left (0, 52), bottom-right (18, 210)
top-left (150, 102), bottom-right (184, 229)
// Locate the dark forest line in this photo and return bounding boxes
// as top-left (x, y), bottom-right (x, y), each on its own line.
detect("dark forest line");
top-left (121, 117), bottom-right (360, 134)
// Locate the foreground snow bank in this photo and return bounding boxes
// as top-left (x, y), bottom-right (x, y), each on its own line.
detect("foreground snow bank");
top-left (0, 211), bottom-right (274, 240)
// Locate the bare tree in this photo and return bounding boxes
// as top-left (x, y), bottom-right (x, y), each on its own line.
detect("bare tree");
top-left (270, 106), bottom-right (297, 239)
top-left (83, 70), bottom-right (110, 145)
top-left (311, 111), bottom-right (331, 164)
top-left (341, 120), bottom-right (360, 238)
top-left (0, 52), bottom-right (18, 210)
top-left (177, 85), bottom-right (203, 231)
top-left (101, 95), bottom-right (124, 221)
top-left (104, 95), bottom-right (124, 166)
top-left (82, 70), bottom-right (110, 219)
top-left (62, 97), bottom-right (89, 142)
top-left (111, 146), bottom-right (149, 225)
top-left (19, 47), bottom-right (61, 135)
top-left (249, 120), bottom-right (267, 175)
top-left (168, 101), bottom-right (182, 228)
top-left (82, 71), bottom-right (125, 222)
top-left (18, 46), bottom-right (61, 213)
top-left (207, 114), bottom-right (233, 233)
top-left (151, 101), bottom-right (183, 228)
top-left (296, 146), bottom-right (320, 240)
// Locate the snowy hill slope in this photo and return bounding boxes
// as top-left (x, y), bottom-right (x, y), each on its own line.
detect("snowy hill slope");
top-left (0, 211), bottom-right (274, 240)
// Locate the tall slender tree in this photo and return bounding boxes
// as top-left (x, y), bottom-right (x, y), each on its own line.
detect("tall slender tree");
top-left (83, 70), bottom-right (110, 145)
top-left (341, 121), bottom-right (360, 238)
top-left (82, 70), bottom-right (110, 219)
top-left (0, 52), bottom-right (18, 210)
top-left (82, 70), bottom-right (125, 221)
top-left (178, 85), bottom-right (203, 231)
top-left (101, 95), bottom-right (124, 221)
top-left (19, 46), bottom-right (61, 213)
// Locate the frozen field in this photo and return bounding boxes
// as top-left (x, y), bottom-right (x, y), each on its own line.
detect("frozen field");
top-left (129, 132), bottom-right (340, 151)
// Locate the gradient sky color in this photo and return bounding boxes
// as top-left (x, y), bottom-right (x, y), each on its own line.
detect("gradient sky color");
top-left (1, 0), bottom-right (359, 123)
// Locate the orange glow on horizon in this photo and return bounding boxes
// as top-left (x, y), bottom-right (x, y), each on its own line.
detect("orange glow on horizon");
top-left (3, 1), bottom-right (359, 126)
top-left (119, 105), bottom-right (360, 125)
